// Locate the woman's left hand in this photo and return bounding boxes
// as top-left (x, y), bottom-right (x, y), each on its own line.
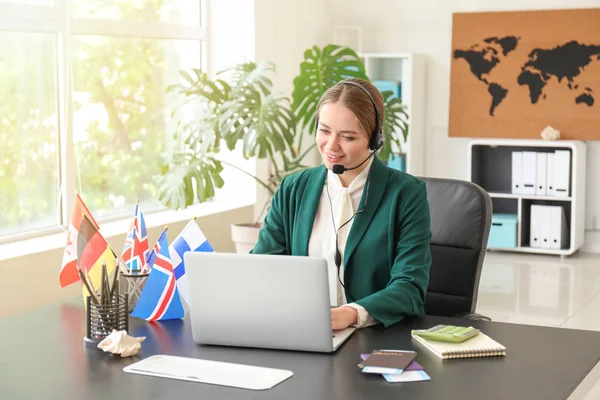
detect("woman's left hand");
top-left (331, 306), bottom-right (358, 330)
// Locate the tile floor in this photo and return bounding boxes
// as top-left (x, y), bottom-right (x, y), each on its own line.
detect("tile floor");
top-left (476, 251), bottom-right (600, 331)
top-left (476, 251), bottom-right (600, 399)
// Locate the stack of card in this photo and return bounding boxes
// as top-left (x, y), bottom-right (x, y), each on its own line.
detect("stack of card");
top-left (358, 350), bottom-right (431, 383)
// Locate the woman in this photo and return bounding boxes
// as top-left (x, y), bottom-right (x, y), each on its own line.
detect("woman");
top-left (252, 78), bottom-right (431, 330)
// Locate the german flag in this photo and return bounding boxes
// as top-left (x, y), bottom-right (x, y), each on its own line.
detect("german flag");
top-left (77, 214), bottom-right (117, 303)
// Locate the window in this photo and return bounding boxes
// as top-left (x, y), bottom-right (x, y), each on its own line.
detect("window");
top-left (0, 0), bottom-right (206, 237)
top-left (0, 32), bottom-right (59, 234)
top-left (72, 0), bottom-right (200, 25)
top-left (71, 36), bottom-right (201, 218)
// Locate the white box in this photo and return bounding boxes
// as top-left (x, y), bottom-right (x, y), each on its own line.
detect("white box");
top-left (549, 206), bottom-right (567, 249)
top-left (522, 152), bottom-right (537, 195)
top-left (546, 153), bottom-right (555, 195)
top-left (530, 205), bottom-right (542, 248)
top-left (553, 150), bottom-right (570, 197)
top-left (535, 153), bottom-right (548, 196)
top-left (511, 152), bottom-right (523, 194)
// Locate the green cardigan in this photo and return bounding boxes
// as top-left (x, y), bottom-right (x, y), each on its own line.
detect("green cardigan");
top-left (251, 158), bottom-right (432, 327)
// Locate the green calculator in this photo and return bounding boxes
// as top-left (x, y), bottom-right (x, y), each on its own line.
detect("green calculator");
top-left (411, 325), bottom-right (480, 343)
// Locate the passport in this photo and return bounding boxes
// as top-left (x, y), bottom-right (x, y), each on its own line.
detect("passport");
top-left (358, 350), bottom-right (417, 375)
top-left (360, 354), bottom-right (423, 371)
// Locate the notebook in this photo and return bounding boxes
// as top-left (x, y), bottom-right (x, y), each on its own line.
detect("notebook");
top-left (411, 332), bottom-right (506, 359)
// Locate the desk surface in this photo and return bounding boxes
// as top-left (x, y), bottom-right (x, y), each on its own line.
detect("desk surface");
top-left (2, 299), bottom-right (600, 400)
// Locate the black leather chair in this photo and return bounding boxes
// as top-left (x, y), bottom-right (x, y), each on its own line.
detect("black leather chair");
top-left (420, 177), bottom-right (492, 320)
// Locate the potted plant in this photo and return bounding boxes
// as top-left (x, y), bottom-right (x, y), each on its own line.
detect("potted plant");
top-left (157, 45), bottom-right (409, 252)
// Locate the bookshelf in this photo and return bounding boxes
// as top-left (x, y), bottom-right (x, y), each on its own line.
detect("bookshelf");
top-left (359, 53), bottom-right (426, 176)
top-left (468, 139), bottom-right (587, 256)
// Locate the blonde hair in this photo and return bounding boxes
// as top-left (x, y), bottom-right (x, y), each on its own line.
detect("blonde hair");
top-left (316, 78), bottom-right (384, 141)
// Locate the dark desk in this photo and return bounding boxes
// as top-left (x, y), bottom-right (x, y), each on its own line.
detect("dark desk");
top-left (2, 299), bottom-right (600, 400)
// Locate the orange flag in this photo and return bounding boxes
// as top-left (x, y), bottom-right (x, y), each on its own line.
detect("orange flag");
top-left (59, 194), bottom-right (99, 287)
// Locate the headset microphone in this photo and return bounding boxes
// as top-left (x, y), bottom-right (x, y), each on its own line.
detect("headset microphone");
top-left (331, 142), bottom-right (383, 175)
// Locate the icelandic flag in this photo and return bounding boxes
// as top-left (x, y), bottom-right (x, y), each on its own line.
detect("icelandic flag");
top-left (122, 202), bottom-right (149, 272)
top-left (169, 219), bottom-right (214, 305)
top-left (131, 229), bottom-right (184, 321)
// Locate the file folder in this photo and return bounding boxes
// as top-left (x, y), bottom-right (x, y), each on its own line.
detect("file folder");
top-left (522, 152), bottom-right (537, 195)
top-left (535, 152), bottom-right (547, 196)
top-left (540, 205), bottom-right (551, 249)
top-left (549, 206), bottom-right (567, 249)
top-left (530, 205), bottom-right (542, 248)
top-left (511, 152), bottom-right (523, 194)
top-left (546, 153), bottom-right (555, 195)
top-left (553, 150), bottom-right (570, 197)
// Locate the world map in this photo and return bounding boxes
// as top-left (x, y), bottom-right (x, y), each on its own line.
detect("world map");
top-left (453, 37), bottom-right (600, 116)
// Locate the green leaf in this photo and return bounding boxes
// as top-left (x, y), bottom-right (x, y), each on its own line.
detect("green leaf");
top-left (220, 88), bottom-right (295, 159)
top-left (378, 90), bottom-right (409, 162)
top-left (218, 61), bottom-right (274, 97)
top-left (292, 44), bottom-right (368, 132)
top-left (156, 154), bottom-right (225, 209)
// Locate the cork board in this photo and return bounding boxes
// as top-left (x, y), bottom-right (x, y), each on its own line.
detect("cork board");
top-left (448, 8), bottom-right (600, 140)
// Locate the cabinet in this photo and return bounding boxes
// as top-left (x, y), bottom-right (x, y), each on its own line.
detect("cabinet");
top-left (359, 53), bottom-right (426, 176)
top-left (468, 139), bottom-right (586, 256)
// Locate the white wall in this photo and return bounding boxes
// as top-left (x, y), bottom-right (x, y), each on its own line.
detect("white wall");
top-left (206, 0), bottom-right (255, 74)
top-left (253, 0), bottom-right (332, 218)
top-left (328, 0), bottom-right (600, 250)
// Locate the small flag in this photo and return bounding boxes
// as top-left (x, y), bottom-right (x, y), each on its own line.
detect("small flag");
top-left (77, 214), bottom-right (117, 304)
top-left (122, 202), bottom-right (149, 273)
top-left (131, 228), bottom-right (184, 321)
top-left (169, 219), bottom-right (214, 305)
top-left (60, 194), bottom-right (99, 287)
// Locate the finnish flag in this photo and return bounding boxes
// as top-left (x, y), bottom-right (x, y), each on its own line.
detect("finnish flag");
top-left (169, 219), bottom-right (214, 304)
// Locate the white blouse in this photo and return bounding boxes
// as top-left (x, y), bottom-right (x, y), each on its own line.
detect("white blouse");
top-left (307, 158), bottom-right (378, 328)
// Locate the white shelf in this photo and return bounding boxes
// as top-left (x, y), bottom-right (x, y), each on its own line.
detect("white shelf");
top-left (488, 246), bottom-right (574, 256)
top-left (359, 52), bottom-right (426, 176)
top-left (488, 193), bottom-right (572, 201)
top-left (469, 139), bottom-right (587, 257)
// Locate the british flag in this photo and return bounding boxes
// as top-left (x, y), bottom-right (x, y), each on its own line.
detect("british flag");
top-left (131, 229), bottom-right (184, 321)
top-left (122, 202), bottom-right (149, 272)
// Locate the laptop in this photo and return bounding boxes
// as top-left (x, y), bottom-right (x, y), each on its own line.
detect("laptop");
top-left (184, 252), bottom-right (356, 353)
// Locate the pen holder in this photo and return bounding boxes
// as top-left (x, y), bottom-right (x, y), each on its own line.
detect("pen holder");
top-left (119, 272), bottom-right (149, 313)
top-left (84, 294), bottom-right (129, 349)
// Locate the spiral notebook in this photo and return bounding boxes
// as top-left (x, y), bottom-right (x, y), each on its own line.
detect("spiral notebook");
top-left (411, 332), bottom-right (506, 359)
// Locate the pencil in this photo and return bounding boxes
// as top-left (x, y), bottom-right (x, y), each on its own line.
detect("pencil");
top-left (78, 267), bottom-right (99, 304)
top-left (110, 257), bottom-right (119, 298)
top-left (83, 266), bottom-right (96, 299)
top-left (101, 260), bottom-right (108, 305)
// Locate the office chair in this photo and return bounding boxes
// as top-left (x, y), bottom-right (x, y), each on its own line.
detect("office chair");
top-left (420, 177), bottom-right (492, 321)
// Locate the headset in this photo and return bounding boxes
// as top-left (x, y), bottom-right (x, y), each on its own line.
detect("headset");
top-left (319, 79), bottom-right (383, 303)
